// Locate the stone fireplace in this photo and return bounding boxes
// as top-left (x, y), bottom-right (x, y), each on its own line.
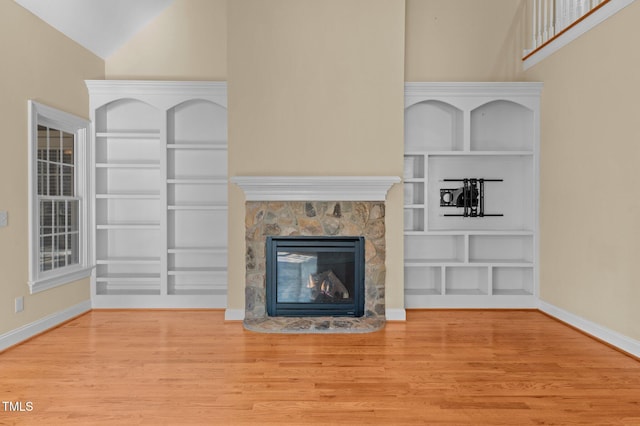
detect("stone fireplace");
top-left (231, 176), bottom-right (400, 333)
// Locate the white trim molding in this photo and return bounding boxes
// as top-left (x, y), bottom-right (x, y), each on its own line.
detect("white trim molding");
top-left (385, 309), bottom-right (407, 321)
top-left (85, 80), bottom-right (227, 110)
top-left (91, 295), bottom-right (227, 309)
top-left (230, 176), bottom-right (401, 201)
top-left (29, 267), bottom-right (93, 294)
top-left (523, 0), bottom-right (637, 70)
top-left (539, 300), bottom-right (640, 358)
top-left (225, 309), bottom-right (245, 321)
top-left (405, 82), bottom-right (544, 102)
top-left (0, 300), bottom-right (91, 352)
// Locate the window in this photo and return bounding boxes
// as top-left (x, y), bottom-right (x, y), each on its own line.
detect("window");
top-left (28, 101), bottom-right (92, 294)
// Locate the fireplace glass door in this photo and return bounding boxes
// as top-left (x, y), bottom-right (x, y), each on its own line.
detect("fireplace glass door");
top-left (266, 236), bottom-right (365, 317)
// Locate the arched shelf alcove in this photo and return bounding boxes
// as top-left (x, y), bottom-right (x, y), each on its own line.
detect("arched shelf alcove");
top-left (165, 99), bottom-right (228, 297)
top-left (405, 100), bottom-right (463, 152)
top-left (167, 99), bottom-right (227, 146)
top-left (92, 98), bottom-right (164, 298)
top-left (94, 98), bottom-right (161, 134)
top-left (470, 100), bottom-right (533, 152)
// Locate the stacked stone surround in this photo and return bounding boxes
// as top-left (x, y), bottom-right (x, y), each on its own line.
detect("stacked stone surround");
top-left (243, 200), bottom-right (386, 333)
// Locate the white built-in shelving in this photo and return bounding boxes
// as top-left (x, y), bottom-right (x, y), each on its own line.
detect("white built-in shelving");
top-left (86, 80), bottom-right (228, 308)
top-left (404, 82), bottom-right (542, 308)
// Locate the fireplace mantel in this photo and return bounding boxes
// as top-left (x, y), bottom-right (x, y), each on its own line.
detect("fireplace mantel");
top-left (230, 176), bottom-right (400, 201)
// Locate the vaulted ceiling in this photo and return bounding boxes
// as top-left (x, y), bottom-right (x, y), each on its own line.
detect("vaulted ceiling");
top-left (15, 0), bottom-right (174, 59)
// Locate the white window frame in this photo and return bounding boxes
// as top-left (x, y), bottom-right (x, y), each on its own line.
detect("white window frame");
top-left (28, 101), bottom-right (93, 294)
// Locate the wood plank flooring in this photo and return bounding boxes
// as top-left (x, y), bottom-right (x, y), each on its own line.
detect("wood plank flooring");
top-left (1, 310), bottom-right (639, 425)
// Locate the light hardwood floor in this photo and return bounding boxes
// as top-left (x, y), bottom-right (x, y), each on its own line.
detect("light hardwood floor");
top-left (1, 310), bottom-right (639, 425)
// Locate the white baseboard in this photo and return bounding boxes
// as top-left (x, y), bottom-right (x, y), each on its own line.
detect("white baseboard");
top-left (539, 300), bottom-right (640, 358)
top-left (91, 294), bottom-right (226, 309)
top-left (0, 300), bottom-right (91, 352)
top-left (386, 308), bottom-right (406, 321)
top-left (224, 308), bottom-right (245, 321)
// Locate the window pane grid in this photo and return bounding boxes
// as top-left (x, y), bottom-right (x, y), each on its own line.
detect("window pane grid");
top-left (36, 123), bottom-right (79, 273)
top-left (37, 126), bottom-right (75, 198)
top-left (38, 199), bottom-right (80, 272)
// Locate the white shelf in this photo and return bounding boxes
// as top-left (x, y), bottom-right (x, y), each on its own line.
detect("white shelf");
top-left (404, 230), bottom-right (534, 236)
top-left (470, 261), bottom-right (533, 267)
top-left (446, 289), bottom-right (488, 296)
top-left (422, 151), bottom-right (534, 156)
top-left (168, 247), bottom-right (227, 254)
top-left (168, 204), bottom-right (228, 211)
top-left (168, 267), bottom-right (226, 275)
top-left (96, 162), bottom-right (160, 169)
top-left (405, 288), bottom-right (440, 296)
top-left (96, 223), bottom-right (161, 230)
top-left (96, 193), bottom-right (160, 199)
top-left (96, 273), bottom-right (161, 282)
top-left (96, 132), bottom-right (160, 139)
top-left (167, 177), bottom-right (227, 184)
top-left (405, 151), bottom-right (433, 156)
top-left (492, 289), bottom-right (533, 296)
top-left (97, 257), bottom-right (161, 264)
top-left (403, 82), bottom-right (540, 308)
top-left (406, 260), bottom-right (532, 267)
top-left (167, 142), bottom-right (227, 150)
top-left (405, 150), bottom-right (534, 157)
top-left (405, 260), bottom-right (462, 266)
top-left (95, 288), bottom-right (160, 296)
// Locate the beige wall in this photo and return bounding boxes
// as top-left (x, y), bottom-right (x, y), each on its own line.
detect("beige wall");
top-left (106, 0), bottom-right (226, 80)
top-left (0, 1), bottom-right (104, 335)
top-left (524, 2), bottom-right (640, 340)
top-left (405, 0), bottom-right (526, 81)
top-left (227, 0), bottom-right (406, 313)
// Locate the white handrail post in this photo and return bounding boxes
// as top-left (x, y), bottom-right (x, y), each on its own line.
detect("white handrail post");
top-left (571, 0), bottom-right (579, 23)
top-left (549, 0), bottom-right (555, 38)
top-left (537, 0), bottom-right (543, 46)
top-left (560, 0), bottom-right (567, 32)
top-left (532, 0), bottom-right (538, 49)
top-left (580, 0), bottom-right (589, 17)
top-left (542, 0), bottom-right (549, 43)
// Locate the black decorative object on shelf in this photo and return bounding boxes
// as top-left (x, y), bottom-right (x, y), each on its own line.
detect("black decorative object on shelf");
top-left (440, 178), bottom-right (503, 218)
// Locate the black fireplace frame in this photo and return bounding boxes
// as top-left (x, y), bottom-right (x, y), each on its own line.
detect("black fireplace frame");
top-left (266, 236), bottom-right (365, 317)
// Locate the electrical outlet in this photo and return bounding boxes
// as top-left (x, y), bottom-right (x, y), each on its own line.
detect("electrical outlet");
top-left (0, 211), bottom-right (7, 227)
top-left (15, 296), bottom-right (24, 313)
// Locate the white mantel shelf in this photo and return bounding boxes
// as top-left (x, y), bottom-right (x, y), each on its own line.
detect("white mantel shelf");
top-left (231, 176), bottom-right (401, 201)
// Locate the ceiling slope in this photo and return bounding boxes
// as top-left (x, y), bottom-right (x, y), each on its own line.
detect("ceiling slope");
top-left (15, 0), bottom-right (174, 59)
